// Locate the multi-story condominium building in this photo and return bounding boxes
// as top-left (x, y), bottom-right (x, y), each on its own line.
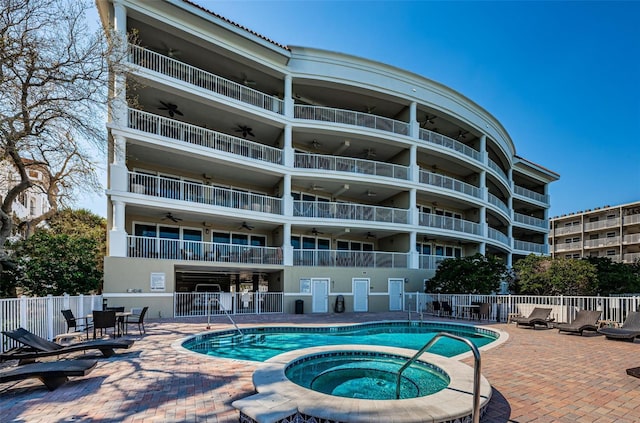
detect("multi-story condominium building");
top-left (96, 0), bottom-right (558, 316)
top-left (549, 202), bottom-right (640, 264)
top-left (0, 159), bottom-right (52, 238)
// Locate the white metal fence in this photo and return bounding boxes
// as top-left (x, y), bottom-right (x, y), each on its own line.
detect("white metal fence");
top-left (407, 293), bottom-right (640, 326)
top-left (174, 292), bottom-right (283, 317)
top-left (1, 294), bottom-right (102, 353)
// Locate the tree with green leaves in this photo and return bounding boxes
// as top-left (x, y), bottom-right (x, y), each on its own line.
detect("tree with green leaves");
top-left (427, 253), bottom-right (511, 294)
top-left (513, 255), bottom-right (598, 295)
top-left (585, 257), bottom-right (640, 295)
top-left (4, 230), bottom-right (101, 296)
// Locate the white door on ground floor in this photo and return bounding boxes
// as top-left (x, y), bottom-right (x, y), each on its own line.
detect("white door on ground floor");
top-left (388, 278), bottom-right (404, 311)
top-left (312, 278), bottom-right (329, 313)
top-left (353, 278), bottom-right (369, 312)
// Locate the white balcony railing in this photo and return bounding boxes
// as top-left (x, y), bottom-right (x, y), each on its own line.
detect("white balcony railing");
top-left (418, 128), bottom-right (482, 162)
top-left (294, 153), bottom-right (409, 180)
top-left (293, 249), bottom-right (408, 268)
top-left (553, 242), bottom-right (581, 252)
top-left (128, 236), bottom-right (283, 265)
top-left (129, 172), bottom-right (282, 214)
top-left (128, 44), bottom-right (284, 114)
top-left (487, 227), bottom-right (509, 246)
top-left (294, 104), bottom-right (409, 136)
top-left (418, 254), bottom-right (456, 270)
top-left (418, 213), bottom-right (481, 235)
top-left (623, 252), bottom-right (640, 263)
top-left (514, 184), bottom-right (549, 204)
top-left (488, 192), bottom-right (509, 215)
top-left (583, 237), bottom-right (621, 248)
top-left (513, 240), bottom-right (547, 254)
top-left (128, 109), bottom-right (283, 164)
top-left (552, 225), bottom-right (582, 236)
top-left (624, 214), bottom-right (640, 225)
top-left (513, 212), bottom-right (547, 229)
top-left (294, 201), bottom-right (408, 224)
top-left (488, 158), bottom-right (509, 184)
top-left (419, 170), bottom-right (481, 198)
top-left (623, 233), bottom-right (640, 244)
top-left (584, 218), bottom-right (620, 231)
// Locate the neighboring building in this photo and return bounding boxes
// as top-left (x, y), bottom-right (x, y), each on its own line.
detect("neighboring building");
top-left (96, 0), bottom-right (558, 316)
top-left (0, 159), bottom-right (52, 238)
top-left (549, 202), bottom-right (640, 264)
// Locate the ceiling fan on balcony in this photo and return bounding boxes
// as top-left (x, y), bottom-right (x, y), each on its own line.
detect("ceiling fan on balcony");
top-left (151, 42), bottom-right (181, 58)
top-left (162, 212), bottom-right (182, 223)
top-left (158, 101), bottom-right (183, 118)
top-left (240, 72), bottom-right (256, 86)
top-left (310, 139), bottom-right (321, 150)
top-left (419, 114), bottom-right (437, 128)
top-left (235, 124), bottom-right (255, 138)
top-left (311, 228), bottom-right (324, 235)
top-left (456, 130), bottom-right (469, 140)
top-left (365, 231), bottom-right (376, 239)
top-left (364, 105), bottom-right (377, 114)
top-left (362, 148), bottom-right (376, 159)
top-left (240, 221), bottom-right (254, 231)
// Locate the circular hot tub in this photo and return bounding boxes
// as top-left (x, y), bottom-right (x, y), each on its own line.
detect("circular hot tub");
top-left (234, 345), bottom-right (493, 423)
top-left (285, 351), bottom-right (450, 399)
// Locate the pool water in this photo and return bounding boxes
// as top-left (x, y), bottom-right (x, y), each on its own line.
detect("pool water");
top-left (285, 351), bottom-right (450, 400)
top-left (182, 321), bottom-right (498, 362)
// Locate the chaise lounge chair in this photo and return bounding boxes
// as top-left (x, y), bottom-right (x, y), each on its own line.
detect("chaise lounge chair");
top-left (512, 307), bottom-right (554, 329)
top-left (1, 327), bottom-right (134, 364)
top-left (597, 311), bottom-right (640, 342)
top-left (556, 310), bottom-right (601, 335)
top-left (0, 359), bottom-right (97, 391)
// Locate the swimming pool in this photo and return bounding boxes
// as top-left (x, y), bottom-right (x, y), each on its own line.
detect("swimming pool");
top-left (181, 321), bottom-right (499, 362)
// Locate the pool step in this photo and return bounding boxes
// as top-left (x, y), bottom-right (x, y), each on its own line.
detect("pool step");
top-left (208, 333), bottom-right (265, 348)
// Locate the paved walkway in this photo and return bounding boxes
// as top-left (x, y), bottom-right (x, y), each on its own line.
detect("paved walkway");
top-left (1, 312), bottom-right (639, 422)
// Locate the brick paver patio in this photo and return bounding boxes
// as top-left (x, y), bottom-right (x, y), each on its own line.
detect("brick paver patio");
top-left (1, 312), bottom-right (639, 422)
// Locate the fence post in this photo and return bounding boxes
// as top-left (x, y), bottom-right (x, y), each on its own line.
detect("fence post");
top-left (20, 295), bottom-right (28, 330)
top-left (78, 294), bottom-right (85, 321)
top-left (47, 295), bottom-right (54, 340)
top-left (63, 293), bottom-right (70, 310)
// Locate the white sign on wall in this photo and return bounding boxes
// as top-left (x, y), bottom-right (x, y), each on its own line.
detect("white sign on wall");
top-left (150, 272), bottom-right (166, 291)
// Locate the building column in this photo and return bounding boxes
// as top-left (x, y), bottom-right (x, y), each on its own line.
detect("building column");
top-left (409, 231), bottom-right (418, 269)
top-left (110, 135), bottom-right (127, 192)
top-left (409, 101), bottom-right (419, 138)
top-left (410, 144), bottom-right (418, 183)
top-left (283, 173), bottom-right (292, 216)
top-left (111, 1), bottom-right (128, 128)
top-left (282, 222), bottom-right (293, 266)
top-left (284, 74), bottom-right (294, 119)
top-left (109, 200), bottom-right (127, 257)
top-left (409, 187), bottom-right (417, 225)
top-left (479, 135), bottom-right (487, 164)
top-left (283, 124), bottom-right (293, 167)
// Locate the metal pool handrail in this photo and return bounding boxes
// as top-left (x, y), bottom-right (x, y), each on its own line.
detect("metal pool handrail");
top-left (395, 332), bottom-right (481, 423)
top-left (206, 296), bottom-right (243, 336)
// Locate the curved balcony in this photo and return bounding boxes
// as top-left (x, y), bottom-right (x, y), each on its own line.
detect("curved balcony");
top-left (488, 192), bottom-right (509, 216)
top-left (513, 240), bottom-right (546, 254)
top-left (418, 213), bottom-right (481, 236)
top-left (295, 153), bottom-right (409, 180)
top-left (514, 185), bottom-right (548, 204)
top-left (294, 200), bottom-right (408, 224)
top-left (419, 170), bottom-right (482, 199)
top-left (128, 109), bottom-right (283, 165)
top-left (293, 249), bottom-right (408, 268)
top-left (418, 128), bottom-right (482, 163)
top-left (513, 213), bottom-right (547, 229)
top-left (488, 158), bottom-right (509, 185)
top-left (127, 235), bottom-right (283, 265)
top-left (129, 172), bottom-right (282, 214)
top-left (294, 104), bottom-right (409, 136)
top-left (488, 227), bottom-right (510, 246)
top-left (128, 44), bottom-right (284, 114)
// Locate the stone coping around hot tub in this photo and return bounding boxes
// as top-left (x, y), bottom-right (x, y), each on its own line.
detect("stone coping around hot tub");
top-left (233, 344), bottom-right (492, 423)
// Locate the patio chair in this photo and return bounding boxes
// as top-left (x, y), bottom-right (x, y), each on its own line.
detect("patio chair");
top-left (0, 359), bottom-right (97, 391)
top-left (512, 307), bottom-right (554, 329)
top-left (431, 301), bottom-right (441, 316)
top-left (125, 306), bottom-right (148, 335)
top-left (597, 311), bottom-right (640, 341)
top-left (441, 301), bottom-right (452, 317)
top-left (0, 327), bottom-right (134, 365)
top-left (93, 310), bottom-right (117, 339)
top-left (61, 309), bottom-right (92, 340)
top-left (476, 302), bottom-right (491, 320)
top-left (556, 310), bottom-right (601, 335)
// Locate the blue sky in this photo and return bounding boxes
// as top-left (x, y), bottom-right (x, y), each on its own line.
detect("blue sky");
top-left (82, 0), bottom-right (640, 218)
